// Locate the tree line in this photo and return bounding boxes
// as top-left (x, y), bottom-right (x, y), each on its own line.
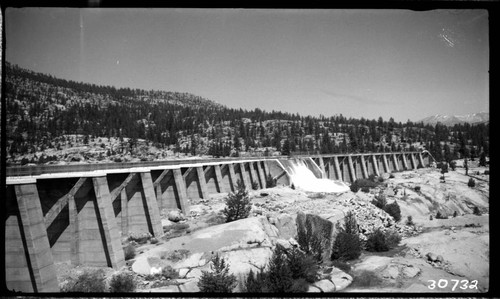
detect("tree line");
top-left (5, 62), bottom-right (489, 163)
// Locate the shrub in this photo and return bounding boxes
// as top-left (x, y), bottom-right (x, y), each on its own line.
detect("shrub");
top-left (365, 228), bottom-right (401, 252)
top-left (197, 253), bottom-right (237, 292)
top-left (128, 231), bottom-right (152, 244)
top-left (123, 244), bottom-right (136, 260)
top-left (265, 174), bottom-right (277, 188)
top-left (285, 247), bottom-right (320, 283)
top-left (449, 161), bottom-right (457, 171)
top-left (350, 270), bottom-right (383, 288)
top-left (161, 265), bottom-right (179, 279)
top-left (371, 193), bottom-right (387, 209)
top-left (244, 245), bottom-right (320, 293)
top-left (453, 211), bottom-right (458, 218)
top-left (361, 186), bottom-right (370, 193)
top-left (21, 157), bottom-right (30, 165)
top-left (406, 216), bottom-right (414, 226)
top-left (350, 182), bottom-right (360, 193)
top-left (308, 192), bottom-right (325, 199)
top-left (383, 201), bottom-right (401, 222)
top-left (150, 237), bottom-right (159, 244)
top-left (436, 211), bottom-right (446, 219)
top-left (378, 176), bottom-right (385, 182)
top-left (465, 223), bottom-right (482, 228)
top-left (223, 180), bottom-right (252, 222)
top-left (144, 273), bottom-right (159, 281)
top-left (244, 269), bottom-right (266, 292)
top-left (265, 246), bottom-right (293, 292)
top-left (331, 232), bottom-right (361, 261)
top-left (473, 206), bottom-right (482, 216)
top-left (368, 174), bottom-right (377, 182)
top-left (331, 211), bottom-right (361, 261)
top-left (252, 180), bottom-right (259, 190)
top-left (429, 215), bottom-right (433, 221)
top-left (352, 178), bottom-right (378, 191)
top-left (484, 170), bottom-right (490, 175)
top-left (414, 186), bottom-right (421, 192)
top-left (468, 178), bottom-right (476, 188)
top-left (62, 268), bottom-right (106, 292)
top-left (166, 249), bottom-right (190, 262)
top-left (109, 271), bottom-right (136, 292)
top-left (389, 173), bottom-right (395, 179)
top-left (385, 230), bottom-right (402, 248)
top-left (288, 278), bottom-right (310, 293)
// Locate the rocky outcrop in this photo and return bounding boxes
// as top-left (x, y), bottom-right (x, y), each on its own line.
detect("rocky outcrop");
top-left (273, 213), bottom-right (297, 239)
top-left (132, 213), bottom-right (354, 292)
top-left (352, 255), bottom-right (422, 283)
top-left (296, 211), bottom-right (337, 261)
top-left (308, 267), bottom-right (353, 292)
top-left (167, 210), bottom-right (186, 222)
top-left (132, 216), bottom-right (279, 291)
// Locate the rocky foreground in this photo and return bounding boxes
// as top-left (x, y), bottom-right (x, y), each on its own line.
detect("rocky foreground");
top-left (56, 165), bottom-right (489, 293)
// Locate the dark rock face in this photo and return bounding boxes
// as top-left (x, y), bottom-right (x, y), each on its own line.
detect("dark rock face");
top-left (296, 211), bottom-right (337, 261)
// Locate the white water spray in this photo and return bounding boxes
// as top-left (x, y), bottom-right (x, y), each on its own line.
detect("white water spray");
top-left (283, 159), bottom-right (350, 193)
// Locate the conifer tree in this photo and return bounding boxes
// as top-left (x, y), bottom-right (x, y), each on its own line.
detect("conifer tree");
top-left (197, 254), bottom-right (237, 293)
top-left (281, 139), bottom-right (291, 156)
top-left (266, 245), bottom-right (293, 292)
top-left (223, 180), bottom-right (251, 222)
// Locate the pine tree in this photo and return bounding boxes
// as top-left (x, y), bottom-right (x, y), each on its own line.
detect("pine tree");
top-left (479, 152), bottom-right (487, 167)
top-left (197, 253), bottom-right (237, 293)
top-left (223, 180), bottom-right (251, 222)
top-left (441, 162), bottom-right (448, 182)
top-left (331, 211), bottom-right (361, 261)
top-left (266, 245), bottom-right (293, 292)
top-left (281, 139), bottom-right (291, 156)
top-left (233, 133), bottom-right (241, 151)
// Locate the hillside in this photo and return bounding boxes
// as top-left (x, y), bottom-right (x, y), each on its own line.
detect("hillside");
top-left (5, 63), bottom-right (489, 166)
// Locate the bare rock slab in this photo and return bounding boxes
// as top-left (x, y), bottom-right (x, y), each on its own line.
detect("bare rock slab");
top-left (308, 267), bottom-right (352, 292)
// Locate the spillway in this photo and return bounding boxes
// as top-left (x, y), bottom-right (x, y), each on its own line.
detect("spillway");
top-left (280, 158), bottom-right (350, 193)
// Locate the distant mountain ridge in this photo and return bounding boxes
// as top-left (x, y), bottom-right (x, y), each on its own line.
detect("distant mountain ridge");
top-left (419, 112), bottom-right (489, 126)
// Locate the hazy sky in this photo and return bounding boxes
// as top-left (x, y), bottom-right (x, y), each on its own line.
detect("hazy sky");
top-left (5, 8), bottom-right (489, 122)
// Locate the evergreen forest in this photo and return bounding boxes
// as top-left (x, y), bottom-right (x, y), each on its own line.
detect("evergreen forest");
top-left (4, 62), bottom-right (489, 165)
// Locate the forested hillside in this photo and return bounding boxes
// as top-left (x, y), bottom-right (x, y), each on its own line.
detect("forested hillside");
top-left (5, 62), bottom-right (489, 166)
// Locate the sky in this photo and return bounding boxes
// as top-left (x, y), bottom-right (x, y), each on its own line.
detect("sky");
top-left (5, 8), bottom-right (489, 123)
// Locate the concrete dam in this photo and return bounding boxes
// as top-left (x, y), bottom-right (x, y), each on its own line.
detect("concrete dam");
top-left (5, 151), bottom-right (430, 292)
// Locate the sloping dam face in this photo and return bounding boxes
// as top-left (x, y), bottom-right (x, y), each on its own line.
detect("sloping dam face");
top-left (4, 152), bottom-right (429, 292)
